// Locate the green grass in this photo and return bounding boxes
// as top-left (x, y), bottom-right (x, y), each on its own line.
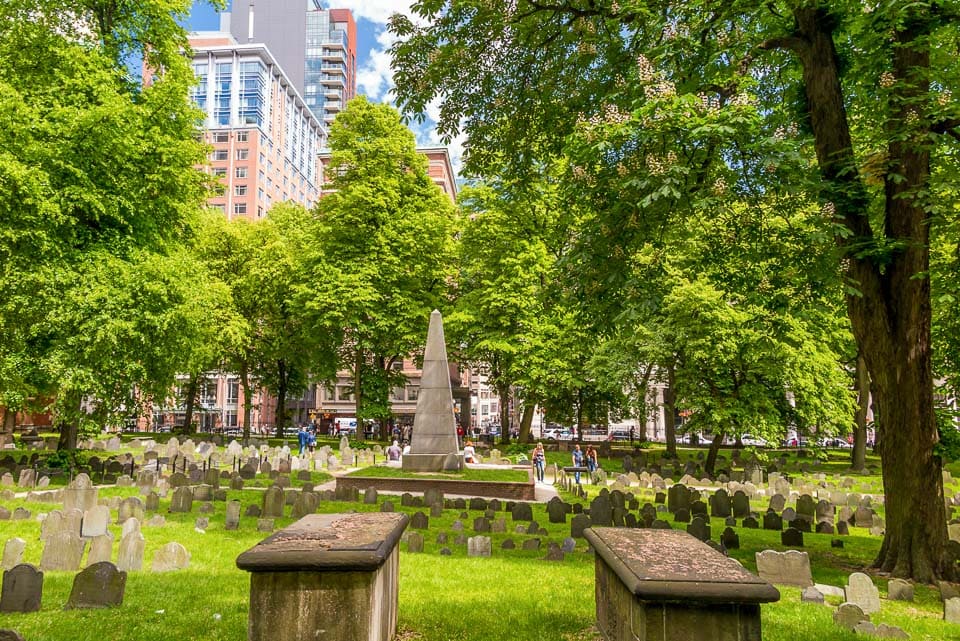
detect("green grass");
top-left (346, 465), bottom-right (530, 483)
top-left (0, 481), bottom-right (955, 641)
top-left (0, 449), bottom-right (957, 641)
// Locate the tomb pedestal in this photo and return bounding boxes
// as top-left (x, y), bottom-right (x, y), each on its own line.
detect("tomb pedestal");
top-left (585, 528), bottom-right (779, 641)
top-left (237, 513), bottom-right (409, 641)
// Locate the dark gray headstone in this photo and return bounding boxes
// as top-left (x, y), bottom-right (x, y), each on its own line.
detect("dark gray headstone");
top-left (380, 501), bottom-right (394, 513)
top-left (410, 512), bottom-right (429, 530)
top-left (473, 517), bottom-right (490, 533)
top-left (65, 562), bottom-right (126, 609)
top-left (709, 489), bottom-right (731, 518)
top-left (501, 539), bottom-right (515, 550)
top-left (590, 495), bottom-right (613, 527)
top-left (686, 516), bottom-right (711, 542)
top-left (781, 527), bottom-right (804, 547)
top-left (522, 538), bottom-right (541, 551)
top-left (742, 516), bottom-right (759, 529)
top-left (0, 564), bottom-right (42, 613)
top-left (763, 511), bottom-right (783, 531)
top-left (511, 502), bottom-right (533, 522)
top-left (571, 514), bottom-right (591, 538)
top-left (732, 491), bottom-right (750, 518)
top-left (720, 527), bottom-right (740, 550)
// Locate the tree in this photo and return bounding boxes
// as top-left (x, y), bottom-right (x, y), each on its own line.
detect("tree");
top-left (390, 0), bottom-right (960, 582)
top-left (302, 97), bottom-right (456, 438)
top-left (0, 0), bottom-right (219, 448)
top-left (447, 182), bottom-right (555, 444)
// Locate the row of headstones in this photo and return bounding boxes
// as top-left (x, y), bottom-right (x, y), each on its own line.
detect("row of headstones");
top-left (0, 562), bottom-right (127, 613)
top-left (403, 532), bottom-right (571, 560)
top-left (1, 530), bottom-right (187, 576)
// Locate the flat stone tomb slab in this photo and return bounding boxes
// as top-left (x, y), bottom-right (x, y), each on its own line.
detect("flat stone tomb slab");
top-left (236, 512), bottom-right (409, 641)
top-left (584, 528), bottom-right (780, 641)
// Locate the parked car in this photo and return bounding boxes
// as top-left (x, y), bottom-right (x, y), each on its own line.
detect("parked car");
top-left (740, 433), bottom-right (769, 447)
top-left (607, 429), bottom-right (631, 441)
top-left (678, 433), bottom-right (712, 446)
top-left (543, 428), bottom-right (574, 441)
top-left (818, 437), bottom-right (853, 448)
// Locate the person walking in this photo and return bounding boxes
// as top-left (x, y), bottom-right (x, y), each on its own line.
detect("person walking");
top-left (572, 444), bottom-right (585, 484)
top-left (532, 442), bottom-right (546, 482)
top-left (297, 424), bottom-right (309, 456)
top-left (585, 445), bottom-right (598, 482)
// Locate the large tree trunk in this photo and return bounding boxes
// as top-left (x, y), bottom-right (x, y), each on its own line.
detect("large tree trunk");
top-left (663, 364), bottom-right (678, 458)
top-left (56, 391), bottom-right (82, 451)
top-left (851, 352), bottom-right (869, 472)
top-left (704, 427), bottom-right (726, 477)
top-left (784, 7), bottom-right (949, 581)
top-left (498, 383), bottom-right (511, 445)
top-left (182, 373), bottom-right (199, 435)
top-left (518, 402), bottom-right (535, 443)
top-left (240, 363), bottom-right (253, 444)
top-left (0, 407), bottom-right (15, 447)
top-left (274, 360), bottom-right (289, 438)
top-left (353, 346), bottom-right (364, 428)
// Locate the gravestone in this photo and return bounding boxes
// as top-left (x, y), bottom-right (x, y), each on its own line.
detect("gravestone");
top-left (410, 512), bottom-right (429, 530)
top-left (763, 511), bottom-right (783, 531)
top-left (945, 597), bottom-right (960, 624)
top-left (225, 501), bottom-right (241, 531)
top-left (473, 517), bottom-right (490, 533)
top-left (151, 542), bottom-right (190, 572)
top-left (781, 528), bottom-right (804, 547)
top-left (0, 564), bottom-right (42, 613)
top-left (844, 572), bottom-right (880, 614)
top-left (39, 532), bottom-right (85, 572)
top-left (467, 536), bottom-right (491, 557)
top-left (64, 562), bottom-right (126, 609)
top-left (673, 508), bottom-right (691, 524)
top-left (1, 539), bottom-right (25, 571)
top-left (571, 514), bottom-right (591, 538)
top-left (262, 486), bottom-right (285, 518)
top-left (710, 489), bottom-right (731, 518)
top-left (833, 602), bottom-right (868, 630)
top-left (742, 516), bottom-right (759, 529)
top-left (547, 498), bottom-right (568, 524)
top-left (887, 578), bottom-right (913, 602)
top-left (720, 527), bottom-right (740, 550)
top-left (81, 505), bottom-right (110, 538)
top-left (732, 491), bottom-right (751, 519)
top-left (407, 532), bottom-right (424, 553)
top-left (801, 586), bottom-right (824, 604)
top-left (686, 517), bottom-right (711, 542)
top-left (117, 497), bottom-right (145, 524)
top-left (501, 539), bottom-right (516, 550)
top-left (522, 538), bottom-right (541, 551)
top-left (755, 550), bottom-right (813, 587)
top-left (545, 542), bottom-right (564, 561)
top-left (590, 495), bottom-right (613, 527)
top-left (169, 486), bottom-right (193, 513)
top-left (511, 503), bottom-right (533, 522)
top-left (117, 532), bottom-right (145, 572)
top-left (768, 494), bottom-right (786, 512)
top-left (86, 533), bottom-right (114, 566)
top-left (257, 519), bottom-right (275, 533)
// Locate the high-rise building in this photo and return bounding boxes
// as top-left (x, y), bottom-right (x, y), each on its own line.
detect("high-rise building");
top-left (224, 0), bottom-right (357, 127)
top-left (188, 33), bottom-right (326, 218)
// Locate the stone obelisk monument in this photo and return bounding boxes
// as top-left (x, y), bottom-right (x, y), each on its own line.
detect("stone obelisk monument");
top-left (402, 310), bottom-right (463, 472)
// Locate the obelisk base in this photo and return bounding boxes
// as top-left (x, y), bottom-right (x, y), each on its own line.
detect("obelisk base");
top-left (402, 453), bottom-right (462, 472)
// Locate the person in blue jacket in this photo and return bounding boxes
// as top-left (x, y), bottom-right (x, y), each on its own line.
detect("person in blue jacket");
top-left (297, 425), bottom-right (309, 456)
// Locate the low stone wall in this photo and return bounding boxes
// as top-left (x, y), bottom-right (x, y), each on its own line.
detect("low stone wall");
top-left (336, 470), bottom-right (536, 501)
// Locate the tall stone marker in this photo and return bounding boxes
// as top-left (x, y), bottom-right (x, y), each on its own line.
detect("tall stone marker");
top-left (402, 310), bottom-right (462, 472)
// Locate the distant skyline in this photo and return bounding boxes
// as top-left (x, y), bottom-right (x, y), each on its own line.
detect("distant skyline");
top-left (185, 1), bottom-right (464, 176)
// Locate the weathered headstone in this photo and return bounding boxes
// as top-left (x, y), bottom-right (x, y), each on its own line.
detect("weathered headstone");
top-left (225, 500), bottom-right (241, 531)
top-left (0, 564), bottom-right (42, 613)
top-left (410, 512), bottom-right (429, 530)
top-left (755, 550), bottom-right (813, 587)
top-left (467, 536), bottom-right (491, 557)
top-left (781, 527), bottom-right (804, 547)
top-left (1, 539), bottom-right (25, 571)
top-left (801, 586), bottom-right (824, 604)
top-left (81, 505), bottom-right (110, 539)
top-left (151, 542), bottom-right (190, 572)
top-left (64, 561), bottom-right (126, 609)
top-left (169, 486), bottom-right (193, 513)
top-left (407, 532), bottom-right (424, 553)
top-left (887, 578), bottom-right (913, 602)
top-left (844, 572), bottom-right (880, 614)
top-left (833, 602), bottom-right (869, 630)
top-left (117, 532), bottom-right (145, 572)
top-left (39, 532), bottom-right (85, 572)
top-left (86, 533), bottom-right (114, 566)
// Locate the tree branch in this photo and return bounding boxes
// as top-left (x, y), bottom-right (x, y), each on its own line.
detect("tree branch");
top-left (932, 117), bottom-right (960, 136)
top-left (758, 35), bottom-right (809, 55)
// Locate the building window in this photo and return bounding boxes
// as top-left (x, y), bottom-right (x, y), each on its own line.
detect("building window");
top-left (209, 204), bottom-right (225, 213)
top-left (213, 150), bottom-right (228, 161)
top-left (235, 167), bottom-right (247, 178)
top-left (337, 386), bottom-right (354, 401)
top-left (225, 410), bottom-right (238, 428)
top-left (227, 380), bottom-right (239, 404)
top-left (236, 130), bottom-right (248, 142)
top-left (236, 149), bottom-right (249, 160)
top-left (212, 167), bottom-right (227, 177)
top-left (406, 386), bottom-right (419, 401)
top-left (234, 203), bottom-right (247, 215)
top-left (235, 185), bottom-right (247, 196)
top-left (213, 131), bottom-right (229, 143)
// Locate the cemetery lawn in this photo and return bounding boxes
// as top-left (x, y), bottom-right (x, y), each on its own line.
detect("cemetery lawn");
top-left (346, 466), bottom-right (531, 482)
top-left (0, 459), bottom-right (956, 641)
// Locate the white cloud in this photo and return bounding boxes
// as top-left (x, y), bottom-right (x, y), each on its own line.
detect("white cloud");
top-left (329, 1), bottom-right (464, 177)
top-left (327, 0), bottom-right (415, 26)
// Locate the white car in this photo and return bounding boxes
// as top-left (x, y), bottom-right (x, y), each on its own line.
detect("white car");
top-left (740, 434), bottom-right (769, 447)
top-left (543, 429), bottom-right (574, 441)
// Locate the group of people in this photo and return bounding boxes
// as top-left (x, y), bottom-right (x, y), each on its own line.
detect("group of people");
top-left (530, 442), bottom-right (599, 484)
top-left (296, 424), bottom-right (317, 456)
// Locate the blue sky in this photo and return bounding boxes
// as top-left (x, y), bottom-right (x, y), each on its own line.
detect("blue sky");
top-left (186, 1), bottom-right (463, 173)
